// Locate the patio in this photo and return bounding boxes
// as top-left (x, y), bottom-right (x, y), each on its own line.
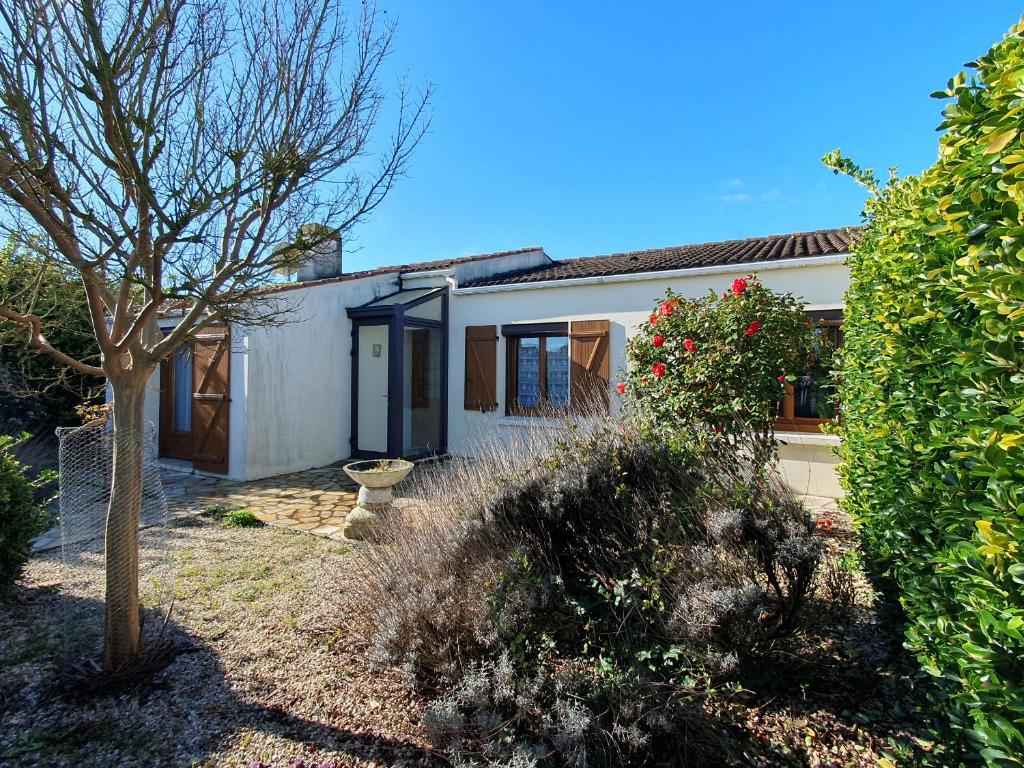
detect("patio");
top-left (162, 464), bottom-right (363, 539)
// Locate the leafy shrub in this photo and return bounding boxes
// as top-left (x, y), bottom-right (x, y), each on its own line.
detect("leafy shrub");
top-left (0, 433), bottom-right (49, 596)
top-left (219, 508), bottom-right (263, 528)
top-left (354, 420), bottom-right (821, 765)
top-left (621, 277), bottom-right (824, 462)
top-left (825, 19), bottom-right (1024, 765)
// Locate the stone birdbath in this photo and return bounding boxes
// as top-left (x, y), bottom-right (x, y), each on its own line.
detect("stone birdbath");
top-left (342, 458), bottom-right (414, 541)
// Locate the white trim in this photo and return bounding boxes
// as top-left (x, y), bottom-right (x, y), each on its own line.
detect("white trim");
top-left (450, 253), bottom-right (849, 294)
top-left (803, 303), bottom-right (845, 311)
top-left (496, 415), bottom-right (565, 429)
top-left (400, 268), bottom-right (454, 279)
top-left (775, 431), bottom-right (841, 447)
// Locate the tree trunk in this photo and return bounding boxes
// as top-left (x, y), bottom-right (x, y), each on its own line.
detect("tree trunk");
top-left (102, 372), bottom-right (149, 671)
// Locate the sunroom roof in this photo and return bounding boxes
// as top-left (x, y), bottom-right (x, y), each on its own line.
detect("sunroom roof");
top-left (362, 287), bottom-right (442, 307)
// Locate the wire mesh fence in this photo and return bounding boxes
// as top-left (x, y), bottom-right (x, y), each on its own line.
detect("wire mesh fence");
top-left (56, 419), bottom-right (174, 662)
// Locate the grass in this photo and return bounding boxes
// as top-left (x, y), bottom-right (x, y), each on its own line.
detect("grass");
top-left (199, 504), bottom-right (265, 528)
top-left (173, 530), bottom-right (321, 611)
top-left (0, 476), bottom-right (941, 767)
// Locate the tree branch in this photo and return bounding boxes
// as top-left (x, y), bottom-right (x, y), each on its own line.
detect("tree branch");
top-left (0, 304), bottom-right (105, 376)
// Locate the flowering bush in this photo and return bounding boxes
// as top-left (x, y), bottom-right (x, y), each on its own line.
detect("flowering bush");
top-left (622, 276), bottom-right (823, 454)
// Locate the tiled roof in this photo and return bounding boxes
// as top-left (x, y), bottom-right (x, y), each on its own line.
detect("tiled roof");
top-left (460, 228), bottom-right (858, 288)
top-left (265, 246), bottom-right (545, 294)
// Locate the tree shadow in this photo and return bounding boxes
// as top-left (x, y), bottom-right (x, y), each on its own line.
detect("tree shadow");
top-left (0, 585), bottom-right (443, 767)
top-left (730, 593), bottom-right (935, 742)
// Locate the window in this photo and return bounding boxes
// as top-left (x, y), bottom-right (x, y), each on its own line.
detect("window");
top-left (775, 317), bottom-right (842, 433)
top-left (172, 344), bottom-right (193, 433)
top-left (503, 324), bottom-right (569, 415)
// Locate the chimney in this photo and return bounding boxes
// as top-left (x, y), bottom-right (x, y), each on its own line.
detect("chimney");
top-left (295, 224), bottom-right (343, 281)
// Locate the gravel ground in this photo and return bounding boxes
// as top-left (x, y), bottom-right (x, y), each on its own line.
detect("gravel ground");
top-left (1, 507), bottom-right (939, 768)
top-left (0, 516), bottom-right (436, 768)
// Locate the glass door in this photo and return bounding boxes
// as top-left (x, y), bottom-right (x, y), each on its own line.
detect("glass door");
top-left (403, 325), bottom-right (443, 455)
top-left (349, 287), bottom-right (448, 459)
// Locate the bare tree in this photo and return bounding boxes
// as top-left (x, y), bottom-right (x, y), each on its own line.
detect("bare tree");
top-left (0, 0), bottom-right (430, 670)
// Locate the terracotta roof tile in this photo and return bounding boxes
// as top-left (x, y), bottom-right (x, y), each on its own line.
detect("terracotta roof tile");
top-left (460, 228), bottom-right (858, 288)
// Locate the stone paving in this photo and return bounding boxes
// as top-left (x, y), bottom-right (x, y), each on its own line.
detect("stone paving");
top-left (162, 464), bottom-right (362, 540)
top-left (33, 464), bottom-right (366, 552)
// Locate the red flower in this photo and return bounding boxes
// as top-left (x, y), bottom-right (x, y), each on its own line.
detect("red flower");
top-left (714, 425), bottom-right (723, 434)
top-left (649, 314), bottom-right (659, 326)
top-left (652, 362), bottom-right (666, 378)
top-left (658, 298), bottom-right (677, 317)
top-left (731, 277), bottom-right (748, 296)
top-left (684, 338), bottom-right (697, 353)
top-left (615, 382), bottom-right (627, 395)
top-left (777, 374), bottom-right (786, 383)
top-left (652, 335), bottom-right (665, 347)
top-left (745, 319), bottom-right (761, 336)
top-left (722, 291), bottom-right (729, 299)
top-left (817, 517), bottom-right (834, 531)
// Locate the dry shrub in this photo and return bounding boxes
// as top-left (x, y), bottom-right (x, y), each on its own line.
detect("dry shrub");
top-left (818, 555), bottom-right (858, 617)
top-left (350, 415), bottom-right (822, 766)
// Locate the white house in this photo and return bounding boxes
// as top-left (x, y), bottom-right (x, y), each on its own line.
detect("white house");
top-left (145, 227), bottom-right (855, 497)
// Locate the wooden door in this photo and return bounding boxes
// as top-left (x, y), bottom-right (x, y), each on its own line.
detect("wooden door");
top-left (191, 327), bottom-right (231, 474)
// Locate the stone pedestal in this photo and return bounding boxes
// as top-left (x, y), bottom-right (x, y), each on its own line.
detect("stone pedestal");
top-left (343, 486), bottom-right (396, 541)
top-left (341, 459), bottom-right (414, 542)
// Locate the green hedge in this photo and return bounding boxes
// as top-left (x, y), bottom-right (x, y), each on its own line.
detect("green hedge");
top-left (0, 434), bottom-right (47, 597)
top-left (828, 19), bottom-right (1024, 767)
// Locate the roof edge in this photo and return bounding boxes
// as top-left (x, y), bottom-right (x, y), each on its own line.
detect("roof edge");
top-left (452, 253), bottom-right (849, 294)
top-left (260, 245), bottom-right (546, 295)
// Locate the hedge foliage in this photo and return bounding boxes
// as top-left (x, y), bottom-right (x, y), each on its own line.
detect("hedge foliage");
top-left (827, 19), bottom-right (1024, 766)
top-left (0, 237), bottom-right (102, 427)
top-left (0, 434), bottom-right (48, 597)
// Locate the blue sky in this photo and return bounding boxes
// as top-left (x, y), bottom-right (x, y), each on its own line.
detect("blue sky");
top-left (345, 1), bottom-right (1022, 271)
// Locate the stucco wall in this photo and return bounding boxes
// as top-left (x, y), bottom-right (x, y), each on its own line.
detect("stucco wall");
top-left (447, 260), bottom-right (849, 497)
top-left (237, 273), bottom-right (401, 479)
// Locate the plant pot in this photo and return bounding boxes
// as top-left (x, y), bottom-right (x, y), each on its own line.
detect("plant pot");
top-left (342, 459), bottom-right (414, 541)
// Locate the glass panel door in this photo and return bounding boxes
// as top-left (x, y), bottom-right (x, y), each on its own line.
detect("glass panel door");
top-left (356, 324), bottom-right (389, 454)
top-left (403, 325), bottom-right (442, 455)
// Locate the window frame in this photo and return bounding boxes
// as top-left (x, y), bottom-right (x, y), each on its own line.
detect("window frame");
top-left (502, 323), bottom-right (570, 417)
top-left (774, 318), bottom-right (843, 433)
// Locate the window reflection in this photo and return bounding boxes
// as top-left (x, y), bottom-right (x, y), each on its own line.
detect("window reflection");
top-left (516, 337), bottom-right (541, 407)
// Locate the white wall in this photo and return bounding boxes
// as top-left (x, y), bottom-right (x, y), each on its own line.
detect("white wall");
top-left (236, 272), bottom-right (401, 479)
top-left (447, 259), bottom-right (850, 497)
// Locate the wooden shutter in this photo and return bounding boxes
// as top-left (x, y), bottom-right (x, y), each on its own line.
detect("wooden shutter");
top-left (570, 319), bottom-right (610, 414)
top-left (191, 326), bottom-right (230, 473)
top-left (464, 325), bottom-right (497, 412)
